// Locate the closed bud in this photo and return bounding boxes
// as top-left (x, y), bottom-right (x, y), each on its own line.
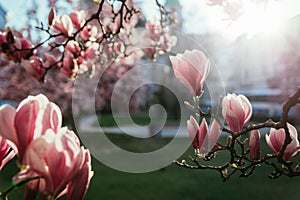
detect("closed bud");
top-left (184, 101), bottom-right (195, 110)
top-left (249, 130), bottom-right (260, 160)
top-left (222, 169), bottom-right (228, 177)
top-left (222, 93), bottom-right (252, 132)
top-left (6, 28), bottom-right (14, 44)
top-left (170, 50), bottom-right (210, 97)
top-left (231, 163), bottom-right (238, 168)
top-left (226, 135), bottom-right (232, 146)
top-left (48, 7), bottom-right (56, 27)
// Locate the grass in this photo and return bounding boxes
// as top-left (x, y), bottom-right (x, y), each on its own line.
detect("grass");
top-left (1, 133), bottom-right (300, 200)
top-left (94, 113), bottom-right (179, 127)
top-left (94, 114), bottom-right (151, 127)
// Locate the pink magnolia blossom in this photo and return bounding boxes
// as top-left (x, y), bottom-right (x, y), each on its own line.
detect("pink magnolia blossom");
top-left (187, 117), bottom-right (221, 153)
top-left (140, 22), bottom-right (176, 60)
top-left (0, 31), bottom-right (15, 60)
top-left (170, 50), bottom-right (210, 97)
top-left (18, 38), bottom-right (34, 60)
top-left (187, 116), bottom-right (208, 153)
top-left (222, 93), bottom-right (252, 132)
top-left (84, 42), bottom-right (100, 59)
top-left (209, 119), bottom-right (221, 150)
top-left (21, 56), bottom-right (46, 81)
top-left (15, 127), bottom-right (93, 200)
top-left (0, 31), bottom-right (6, 47)
top-left (0, 136), bottom-right (16, 171)
top-left (265, 124), bottom-right (300, 161)
top-left (48, 7), bottom-right (56, 27)
top-left (61, 52), bottom-right (78, 78)
top-left (44, 52), bottom-right (58, 68)
top-left (144, 21), bottom-right (162, 41)
top-left (0, 30), bottom-right (34, 62)
top-left (80, 25), bottom-right (99, 41)
top-left (65, 40), bottom-right (81, 55)
top-left (53, 14), bottom-right (73, 36)
top-left (249, 130), bottom-right (260, 160)
top-left (70, 10), bottom-right (86, 29)
top-left (0, 94), bottom-right (62, 163)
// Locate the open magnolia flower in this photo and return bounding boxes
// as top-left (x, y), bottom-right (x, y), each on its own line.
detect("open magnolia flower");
top-left (0, 94), bottom-right (93, 199)
top-left (170, 49), bottom-right (210, 97)
top-left (14, 127), bottom-right (93, 200)
top-left (0, 94), bottom-right (62, 163)
top-left (187, 116), bottom-right (221, 154)
top-left (265, 123), bottom-right (300, 161)
top-left (53, 14), bottom-right (74, 36)
top-left (222, 93), bottom-right (252, 132)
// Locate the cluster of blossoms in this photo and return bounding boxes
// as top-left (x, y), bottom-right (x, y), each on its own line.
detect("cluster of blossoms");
top-left (0, 94), bottom-right (93, 199)
top-left (0, 1), bottom-right (178, 198)
top-left (0, 0), bottom-right (177, 82)
top-left (0, 7), bottom-right (99, 81)
top-left (170, 49), bottom-right (300, 179)
top-left (141, 21), bottom-right (177, 61)
top-left (0, 29), bottom-right (34, 63)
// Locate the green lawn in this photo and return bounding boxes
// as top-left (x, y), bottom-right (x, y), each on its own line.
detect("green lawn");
top-left (1, 134), bottom-right (300, 200)
top-left (94, 113), bottom-right (179, 127)
top-left (94, 114), bottom-right (150, 127)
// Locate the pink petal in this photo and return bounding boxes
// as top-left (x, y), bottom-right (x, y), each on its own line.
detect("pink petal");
top-left (67, 149), bottom-right (93, 200)
top-left (265, 133), bottom-right (276, 153)
top-left (15, 99), bottom-right (40, 161)
top-left (0, 105), bottom-right (18, 147)
top-left (13, 169), bottom-right (40, 200)
top-left (23, 137), bottom-right (49, 177)
top-left (41, 102), bottom-right (62, 134)
top-left (222, 93), bottom-right (252, 132)
top-left (198, 118), bottom-right (208, 152)
top-left (271, 128), bottom-right (285, 152)
top-left (0, 147), bottom-right (16, 171)
top-left (239, 94), bottom-right (252, 123)
top-left (223, 107), bottom-right (241, 132)
top-left (69, 10), bottom-right (85, 29)
top-left (187, 116), bottom-right (199, 148)
top-left (170, 50), bottom-right (210, 97)
top-left (170, 55), bottom-right (196, 96)
top-left (209, 119), bottom-right (221, 150)
top-left (17, 94), bottom-right (49, 111)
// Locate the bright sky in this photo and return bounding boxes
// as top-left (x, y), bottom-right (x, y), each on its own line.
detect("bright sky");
top-left (1, 0), bottom-right (300, 40)
top-left (141, 0), bottom-right (300, 39)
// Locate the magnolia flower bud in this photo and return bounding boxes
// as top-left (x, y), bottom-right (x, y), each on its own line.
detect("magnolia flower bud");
top-left (222, 93), bottom-right (252, 132)
top-left (249, 130), bottom-right (260, 160)
top-left (265, 124), bottom-right (300, 161)
top-left (170, 50), bottom-right (210, 97)
top-left (48, 7), bottom-right (56, 27)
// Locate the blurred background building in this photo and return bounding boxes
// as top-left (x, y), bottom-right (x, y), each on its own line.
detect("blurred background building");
top-left (161, 0), bottom-right (300, 122)
top-left (0, 0), bottom-right (299, 122)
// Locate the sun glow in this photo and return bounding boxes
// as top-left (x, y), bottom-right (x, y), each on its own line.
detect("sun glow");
top-left (230, 1), bottom-right (300, 37)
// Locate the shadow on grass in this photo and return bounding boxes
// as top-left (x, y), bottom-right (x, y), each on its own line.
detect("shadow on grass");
top-left (1, 133), bottom-right (300, 200)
